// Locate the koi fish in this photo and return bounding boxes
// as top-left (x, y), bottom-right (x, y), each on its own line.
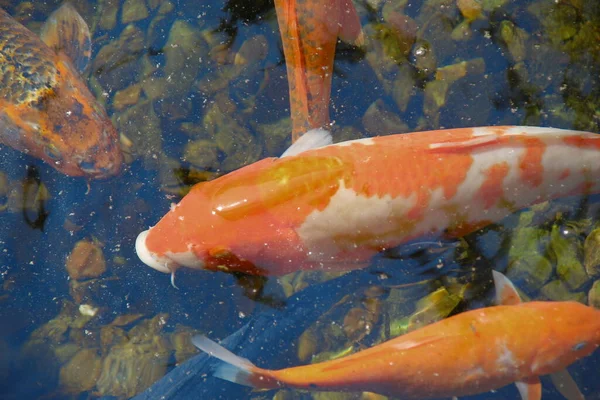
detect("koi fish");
top-left (274, 0), bottom-right (363, 142)
top-left (136, 126), bottom-right (600, 277)
top-left (192, 271), bottom-right (597, 399)
top-left (0, 4), bottom-right (122, 178)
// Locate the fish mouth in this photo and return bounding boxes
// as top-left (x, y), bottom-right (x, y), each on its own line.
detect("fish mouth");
top-left (135, 230), bottom-right (175, 273)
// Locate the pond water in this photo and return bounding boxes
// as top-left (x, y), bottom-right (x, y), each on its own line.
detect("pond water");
top-left (1, 0), bottom-right (600, 399)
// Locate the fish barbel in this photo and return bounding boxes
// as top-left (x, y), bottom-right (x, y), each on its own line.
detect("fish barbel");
top-left (136, 126), bottom-right (600, 276)
top-left (0, 4), bottom-right (122, 178)
top-left (193, 271), bottom-right (597, 399)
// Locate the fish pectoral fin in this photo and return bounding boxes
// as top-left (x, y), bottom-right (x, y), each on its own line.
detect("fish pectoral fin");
top-left (515, 376), bottom-right (541, 400)
top-left (492, 271), bottom-right (522, 305)
top-left (280, 128), bottom-right (333, 157)
top-left (550, 369), bottom-right (584, 400)
top-left (40, 3), bottom-right (92, 73)
top-left (192, 335), bottom-right (279, 390)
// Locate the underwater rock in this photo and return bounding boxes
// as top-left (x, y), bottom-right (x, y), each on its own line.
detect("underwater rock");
top-left (113, 84), bottom-right (142, 111)
top-left (435, 58), bottom-right (485, 84)
top-left (343, 307), bottom-right (377, 343)
top-left (234, 34), bottom-right (269, 66)
top-left (381, 11), bottom-right (417, 61)
top-left (59, 348), bottom-right (102, 394)
top-left (481, 0), bottom-right (509, 12)
top-left (498, 20), bottom-right (529, 63)
top-left (253, 117), bottom-right (292, 156)
top-left (584, 228), bottom-right (600, 276)
top-left (122, 0), bottom-right (149, 24)
top-left (392, 64), bottom-right (415, 113)
top-left (116, 99), bottom-right (162, 169)
top-left (94, 24), bottom-right (145, 92)
top-left (98, 0), bottom-right (119, 30)
top-left (0, 171), bottom-right (7, 200)
top-left (589, 280), bottom-right (600, 309)
top-left (457, 0), bottom-right (483, 21)
top-left (297, 327), bottom-right (319, 362)
top-left (202, 99), bottom-right (262, 171)
top-left (363, 23), bottom-right (403, 95)
top-left (96, 314), bottom-right (171, 398)
top-left (389, 287), bottom-right (461, 337)
top-left (550, 223), bottom-right (588, 290)
top-left (506, 224), bottom-right (553, 292)
top-left (423, 80), bottom-right (448, 125)
top-left (540, 279), bottom-right (586, 303)
top-left (362, 99), bottom-right (408, 135)
top-left (162, 20), bottom-right (206, 97)
top-left (66, 240), bottom-right (107, 280)
top-left (170, 326), bottom-right (199, 365)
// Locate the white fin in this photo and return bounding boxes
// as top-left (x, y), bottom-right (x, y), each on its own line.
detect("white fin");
top-left (280, 128), bottom-right (333, 158)
top-left (550, 369), bottom-right (584, 400)
top-left (192, 335), bottom-right (257, 387)
top-left (492, 271), bottom-right (522, 305)
top-left (515, 376), bottom-right (541, 400)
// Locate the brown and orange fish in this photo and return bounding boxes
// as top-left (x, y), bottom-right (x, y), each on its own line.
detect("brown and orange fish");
top-left (0, 4), bottom-right (122, 178)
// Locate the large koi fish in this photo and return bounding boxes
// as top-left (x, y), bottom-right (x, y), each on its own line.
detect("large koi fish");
top-left (0, 4), bottom-right (122, 178)
top-left (136, 126), bottom-right (600, 277)
top-left (274, 0), bottom-right (363, 142)
top-left (192, 271), bottom-right (597, 399)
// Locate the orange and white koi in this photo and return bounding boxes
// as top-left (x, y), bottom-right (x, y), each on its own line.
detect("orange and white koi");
top-left (0, 4), bottom-right (122, 178)
top-left (275, 0), bottom-right (363, 142)
top-left (136, 126), bottom-right (600, 277)
top-left (192, 271), bottom-right (597, 399)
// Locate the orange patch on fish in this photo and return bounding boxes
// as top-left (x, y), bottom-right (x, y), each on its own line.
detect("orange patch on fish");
top-left (518, 137), bottom-right (545, 188)
top-left (478, 162), bottom-right (510, 208)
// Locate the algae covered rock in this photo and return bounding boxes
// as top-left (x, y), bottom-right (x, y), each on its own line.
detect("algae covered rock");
top-left (66, 239), bottom-right (106, 280)
top-left (549, 223), bottom-right (588, 290)
top-left (584, 228), bottom-right (600, 276)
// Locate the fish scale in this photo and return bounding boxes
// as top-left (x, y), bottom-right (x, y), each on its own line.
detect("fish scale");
top-left (0, 9), bottom-right (57, 105)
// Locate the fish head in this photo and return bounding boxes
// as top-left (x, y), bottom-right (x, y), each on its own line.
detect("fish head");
top-left (530, 301), bottom-right (600, 375)
top-left (12, 55), bottom-right (123, 178)
top-left (136, 157), bottom-right (318, 276)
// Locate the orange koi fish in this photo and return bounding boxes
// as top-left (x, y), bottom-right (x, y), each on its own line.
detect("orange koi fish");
top-left (274, 0), bottom-right (363, 142)
top-left (192, 271), bottom-right (597, 399)
top-left (136, 126), bottom-right (600, 277)
top-left (0, 4), bottom-right (122, 178)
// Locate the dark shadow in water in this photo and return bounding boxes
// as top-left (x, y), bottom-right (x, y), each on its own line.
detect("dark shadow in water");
top-left (22, 166), bottom-right (49, 231)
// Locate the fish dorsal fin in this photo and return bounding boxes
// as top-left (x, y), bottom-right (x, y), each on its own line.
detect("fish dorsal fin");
top-left (515, 376), bottom-right (541, 400)
top-left (40, 3), bottom-right (92, 73)
top-left (280, 128), bottom-right (332, 158)
top-left (392, 335), bottom-right (449, 351)
top-left (550, 369), bottom-right (585, 400)
top-left (492, 270), bottom-right (522, 305)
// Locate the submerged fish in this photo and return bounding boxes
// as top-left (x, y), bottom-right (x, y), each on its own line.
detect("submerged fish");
top-left (193, 271), bottom-right (597, 399)
top-left (136, 126), bottom-right (600, 277)
top-left (0, 4), bottom-right (122, 178)
top-left (274, 0), bottom-right (362, 142)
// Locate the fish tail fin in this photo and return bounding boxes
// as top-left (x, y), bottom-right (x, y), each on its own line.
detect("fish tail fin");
top-left (192, 335), bottom-right (280, 389)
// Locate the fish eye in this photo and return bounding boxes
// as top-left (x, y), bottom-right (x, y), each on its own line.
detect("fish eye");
top-left (78, 161), bottom-right (98, 174)
top-left (44, 144), bottom-right (62, 160)
top-left (572, 342), bottom-right (587, 351)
